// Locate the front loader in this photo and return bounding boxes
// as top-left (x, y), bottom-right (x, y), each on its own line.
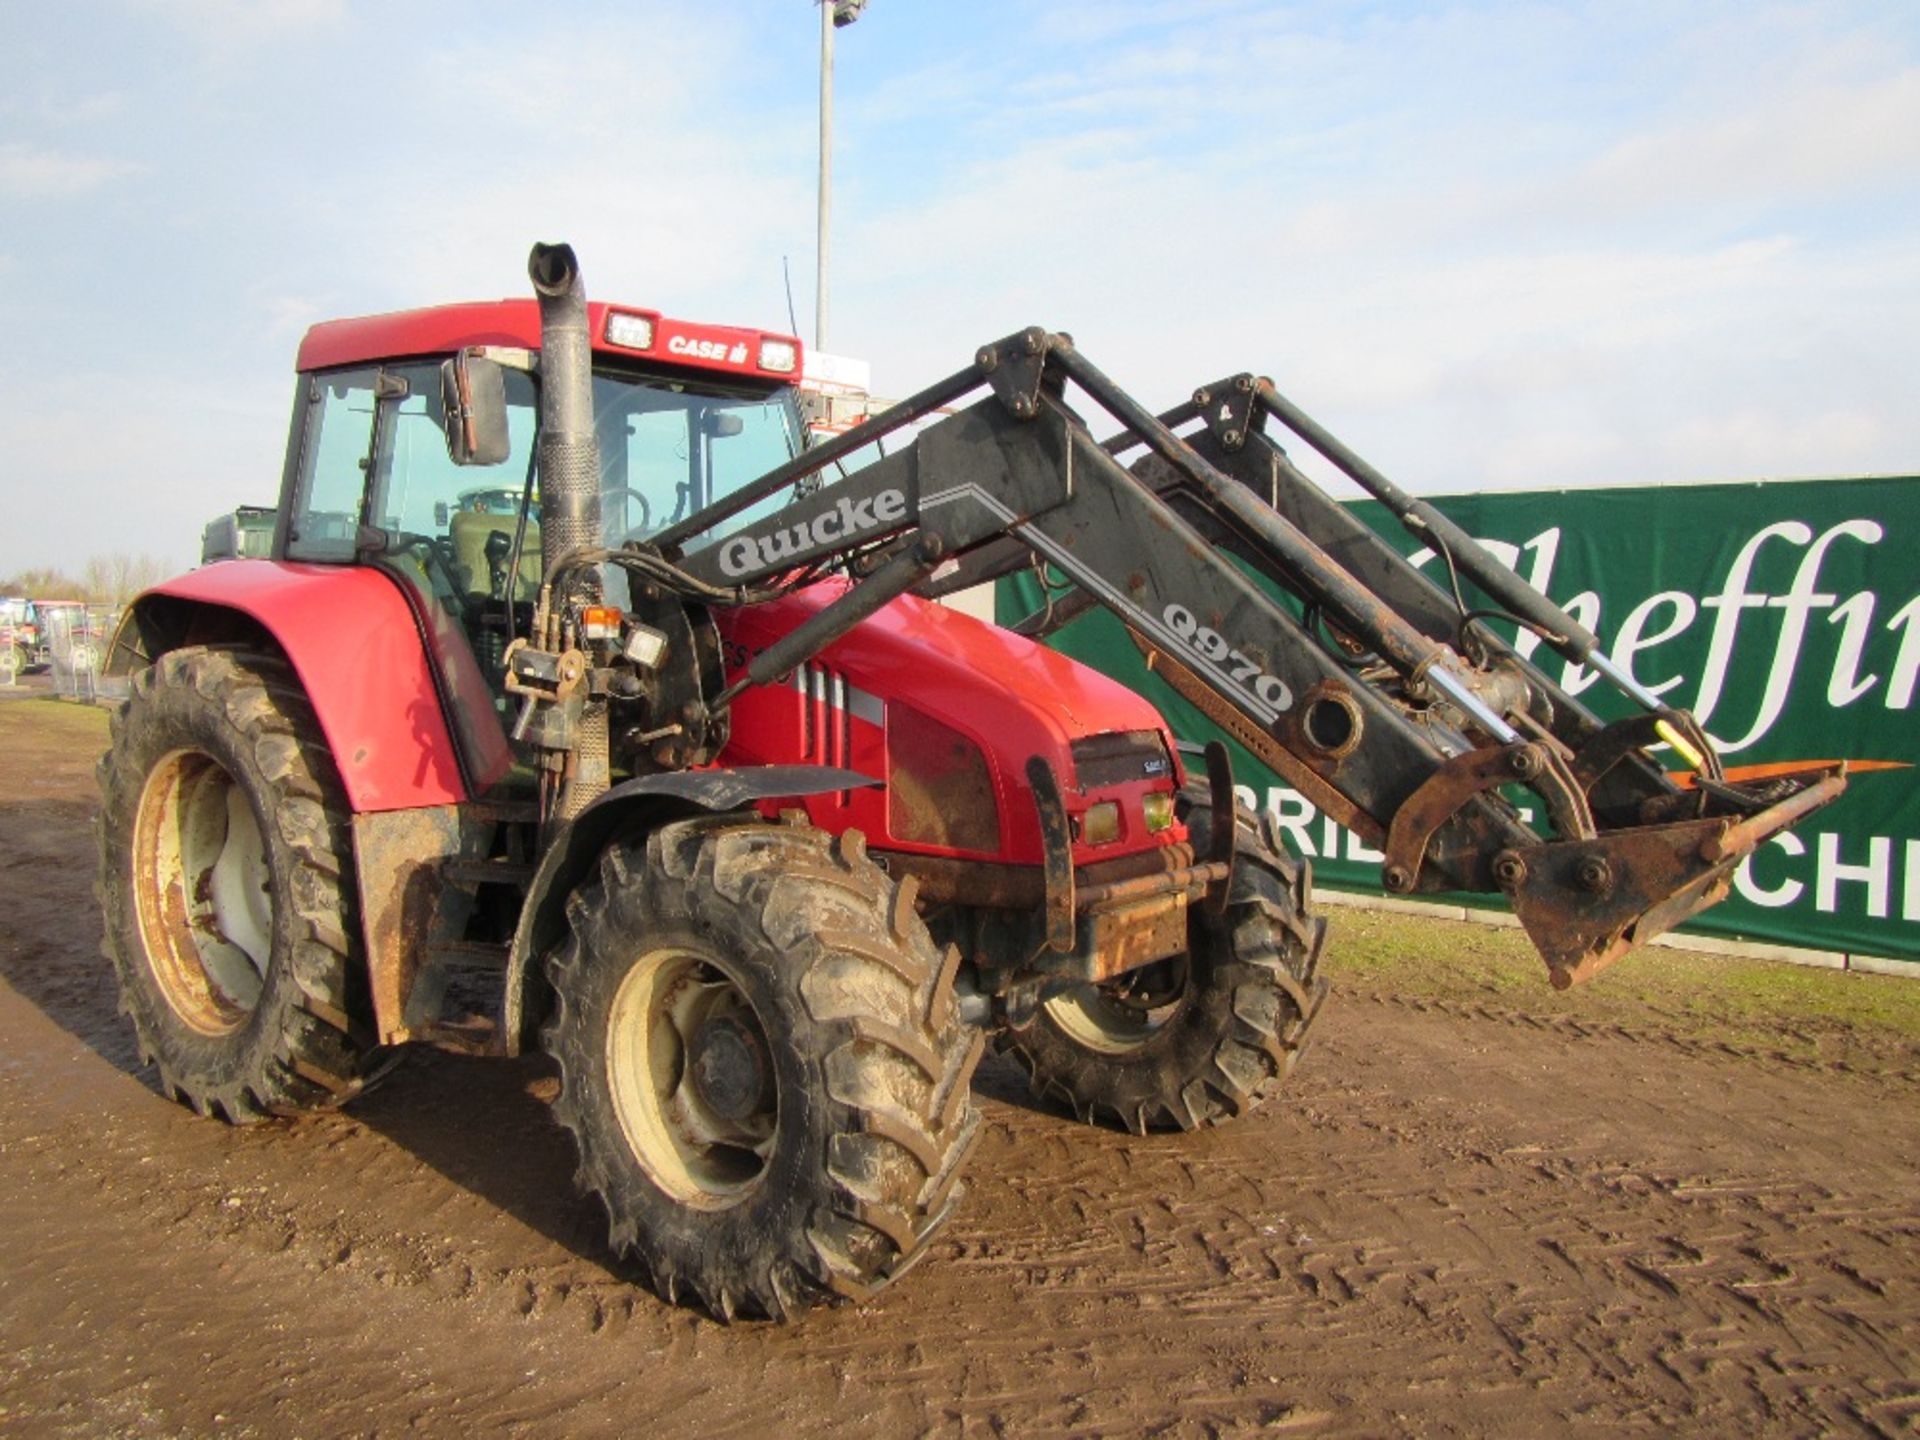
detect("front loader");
top-left (97, 244), bottom-right (1842, 1321)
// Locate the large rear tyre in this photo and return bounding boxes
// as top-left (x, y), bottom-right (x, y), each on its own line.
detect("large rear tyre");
top-left (544, 820), bottom-right (983, 1321)
top-left (1002, 793), bottom-right (1327, 1133)
top-left (95, 647), bottom-right (380, 1121)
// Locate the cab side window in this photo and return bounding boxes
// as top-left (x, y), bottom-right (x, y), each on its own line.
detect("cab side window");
top-left (373, 363), bottom-right (541, 605)
top-left (286, 368), bottom-right (378, 562)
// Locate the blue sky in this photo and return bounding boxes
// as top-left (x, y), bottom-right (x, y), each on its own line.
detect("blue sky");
top-left (2, 0), bottom-right (1917, 578)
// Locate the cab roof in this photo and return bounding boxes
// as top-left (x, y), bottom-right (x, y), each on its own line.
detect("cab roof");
top-left (296, 298), bottom-right (804, 385)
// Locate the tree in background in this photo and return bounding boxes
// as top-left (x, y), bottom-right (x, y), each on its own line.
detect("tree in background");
top-left (0, 566), bottom-right (86, 600)
top-left (81, 554), bottom-right (170, 609)
top-left (0, 553), bottom-right (171, 606)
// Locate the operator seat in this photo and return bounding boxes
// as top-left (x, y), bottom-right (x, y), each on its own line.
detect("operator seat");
top-left (449, 511), bottom-right (542, 602)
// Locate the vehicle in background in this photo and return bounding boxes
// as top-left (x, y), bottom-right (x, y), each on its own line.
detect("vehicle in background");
top-left (201, 506), bottom-right (278, 564)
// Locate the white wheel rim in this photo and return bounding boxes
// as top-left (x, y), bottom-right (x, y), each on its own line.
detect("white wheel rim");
top-left (1043, 956), bottom-right (1190, 1056)
top-left (132, 749), bottom-right (272, 1035)
top-left (605, 947), bottom-right (777, 1208)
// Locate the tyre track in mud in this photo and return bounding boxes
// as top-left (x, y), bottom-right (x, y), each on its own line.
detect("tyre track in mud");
top-left (1, 709), bottom-right (1916, 1437)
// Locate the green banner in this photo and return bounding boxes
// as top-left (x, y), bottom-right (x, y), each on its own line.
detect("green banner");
top-left (1000, 474), bottom-right (1919, 966)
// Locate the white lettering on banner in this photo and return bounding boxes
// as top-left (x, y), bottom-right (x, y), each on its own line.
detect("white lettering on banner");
top-left (1818, 832), bottom-right (1891, 919)
top-left (1611, 591), bottom-right (1695, 698)
top-left (1245, 783), bottom-right (1917, 931)
top-left (1827, 592), bottom-right (1880, 706)
top-left (1889, 596), bottom-right (1920, 709)
top-left (1411, 516), bottom-right (1914, 754)
top-left (1707, 520), bottom-right (1881, 751)
top-left (1735, 832), bottom-right (1806, 909)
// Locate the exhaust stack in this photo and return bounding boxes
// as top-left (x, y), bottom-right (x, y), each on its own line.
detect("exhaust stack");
top-left (528, 242), bottom-right (601, 596)
top-left (528, 242), bottom-right (608, 821)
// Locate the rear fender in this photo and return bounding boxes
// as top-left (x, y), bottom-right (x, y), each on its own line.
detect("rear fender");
top-left (109, 561), bottom-right (506, 811)
top-left (502, 765), bottom-right (879, 1055)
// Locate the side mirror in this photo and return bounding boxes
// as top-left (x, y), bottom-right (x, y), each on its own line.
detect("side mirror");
top-left (441, 351), bottom-right (511, 466)
top-left (703, 412), bottom-right (745, 439)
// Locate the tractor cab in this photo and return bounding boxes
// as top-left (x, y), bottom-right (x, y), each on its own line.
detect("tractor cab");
top-left (277, 300), bottom-right (813, 753)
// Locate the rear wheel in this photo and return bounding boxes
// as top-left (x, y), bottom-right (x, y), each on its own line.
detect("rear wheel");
top-left (1002, 794), bottom-right (1327, 1133)
top-left (95, 647), bottom-right (380, 1121)
top-left (544, 820), bottom-right (983, 1320)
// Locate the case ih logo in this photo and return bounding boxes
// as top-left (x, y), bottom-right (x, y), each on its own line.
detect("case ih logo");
top-left (668, 335), bottom-right (750, 365)
top-left (717, 490), bottom-right (909, 577)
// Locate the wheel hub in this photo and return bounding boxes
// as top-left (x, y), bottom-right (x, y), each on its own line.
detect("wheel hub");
top-left (689, 1014), bottom-right (772, 1123)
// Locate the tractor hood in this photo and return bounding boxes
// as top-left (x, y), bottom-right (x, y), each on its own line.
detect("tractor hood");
top-left (715, 581), bottom-right (1183, 867)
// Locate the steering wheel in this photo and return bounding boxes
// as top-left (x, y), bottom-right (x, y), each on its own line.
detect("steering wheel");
top-left (600, 486), bottom-right (654, 541)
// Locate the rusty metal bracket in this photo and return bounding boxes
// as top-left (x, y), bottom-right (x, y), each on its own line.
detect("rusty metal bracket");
top-left (1700, 766), bottom-right (1847, 863)
top-left (1382, 741), bottom-right (1596, 894)
top-left (1502, 764), bottom-right (1845, 989)
top-left (1025, 754), bottom-right (1077, 953)
top-left (979, 327), bottom-right (1051, 420)
top-left (1129, 628), bottom-right (1382, 842)
top-left (1568, 711), bottom-right (1670, 793)
top-left (1190, 373), bottom-right (1262, 453)
top-left (1202, 738), bottom-right (1236, 916)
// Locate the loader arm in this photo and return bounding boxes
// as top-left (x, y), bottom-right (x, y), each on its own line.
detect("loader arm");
top-left (587, 328), bottom-right (1843, 989)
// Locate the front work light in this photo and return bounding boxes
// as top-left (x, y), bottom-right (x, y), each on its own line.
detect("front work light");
top-left (758, 338), bottom-right (799, 374)
top-left (605, 311), bottom-right (656, 351)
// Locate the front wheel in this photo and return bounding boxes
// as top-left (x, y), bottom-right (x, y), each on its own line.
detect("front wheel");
top-left (1002, 794), bottom-right (1327, 1133)
top-left (544, 820), bottom-right (983, 1320)
top-left (95, 647), bottom-right (381, 1121)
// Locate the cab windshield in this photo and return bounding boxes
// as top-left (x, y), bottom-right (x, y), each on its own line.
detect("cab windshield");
top-left (592, 370), bottom-right (804, 546)
top-left (288, 361), bottom-right (807, 572)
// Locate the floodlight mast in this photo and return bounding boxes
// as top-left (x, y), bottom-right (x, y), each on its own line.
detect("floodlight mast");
top-left (816, 0), bottom-right (868, 353)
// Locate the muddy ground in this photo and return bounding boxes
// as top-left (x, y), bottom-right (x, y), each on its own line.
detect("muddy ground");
top-left (0, 692), bottom-right (1915, 1438)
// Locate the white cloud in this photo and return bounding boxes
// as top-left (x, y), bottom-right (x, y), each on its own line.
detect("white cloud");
top-left (4, 0), bottom-right (1917, 581)
top-left (0, 141), bottom-right (131, 198)
top-left (1586, 66), bottom-right (1920, 216)
top-left (127, 0), bottom-right (346, 45)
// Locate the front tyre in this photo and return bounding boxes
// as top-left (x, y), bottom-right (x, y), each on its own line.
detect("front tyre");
top-left (1003, 795), bottom-right (1328, 1134)
top-left (95, 647), bottom-right (380, 1121)
top-left (544, 820), bottom-right (983, 1321)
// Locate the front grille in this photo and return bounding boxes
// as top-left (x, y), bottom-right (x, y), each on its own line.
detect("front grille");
top-left (1070, 729), bottom-right (1173, 789)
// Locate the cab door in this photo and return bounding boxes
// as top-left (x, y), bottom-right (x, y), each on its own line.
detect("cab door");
top-left (284, 361), bottom-right (536, 795)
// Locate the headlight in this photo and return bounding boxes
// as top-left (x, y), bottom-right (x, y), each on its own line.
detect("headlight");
top-left (1142, 791), bottom-right (1176, 832)
top-left (1077, 801), bottom-right (1121, 846)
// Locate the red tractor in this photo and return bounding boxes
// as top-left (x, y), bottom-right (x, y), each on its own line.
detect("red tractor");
top-left (98, 245), bottom-right (1841, 1319)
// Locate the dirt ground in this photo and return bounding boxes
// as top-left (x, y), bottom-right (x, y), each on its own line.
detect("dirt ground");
top-left (1, 692), bottom-right (1915, 1439)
